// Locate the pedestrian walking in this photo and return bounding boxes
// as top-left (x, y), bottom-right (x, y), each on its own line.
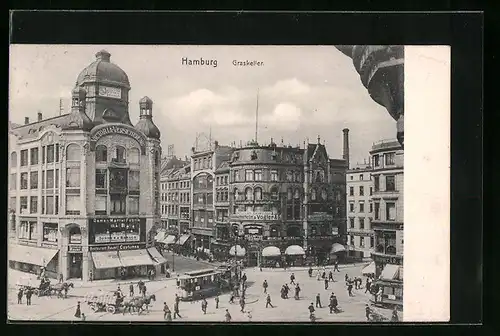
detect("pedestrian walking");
top-left (345, 274), bottom-right (349, 282)
top-left (294, 283), bottom-right (301, 300)
top-left (229, 293), bottom-right (235, 304)
top-left (175, 293), bottom-right (180, 305)
top-left (173, 301), bottom-right (182, 319)
top-left (215, 295), bottom-right (219, 309)
top-left (324, 278), bottom-right (329, 290)
top-left (129, 283), bottom-right (134, 297)
top-left (365, 278), bottom-right (371, 293)
top-left (347, 282), bottom-right (353, 296)
top-left (225, 309), bottom-right (232, 322)
top-left (365, 304), bottom-right (372, 321)
top-left (81, 313), bottom-right (86, 321)
top-left (334, 260), bottom-right (340, 272)
top-left (321, 271), bottom-right (326, 279)
top-left (142, 284), bottom-right (147, 297)
top-left (64, 286), bottom-right (69, 299)
top-left (285, 284), bottom-right (290, 298)
top-left (266, 294), bottom-right (274, 308)
top-left (315, 293), bottom-right (322, 308)
top-left (308, 302), bottom-right (316, 322)
top-left (201, 298), bottom-right (208, 314)
top-left (391, 308), bottom-right (399, 322)
top-left (239, 296), bottom-right (246, 312)
top-left (329, 294), bottom-right (339, 313)
top-left (59, 273), bottom-right (63, 283)
top-left (262, 280), bottom-right (268, 294)
top-left (308, 266), bottom-right (313, 277)
top-left (116, 285), bottom-right (123, 297)
top-left (328, 271), bottom-right (334, 282)
top-left (25, 288), bottom-right (33, 306)
top-left (316, 271), bottom-right (321, 281)
top-left (89, 269), bottom-right (93, 282)
top-left (242, 273), bottom-right (247, 284)
top-left (17, 288), bottom-right (23, 304)
top-left (163, 302), bottom-right (171, 320)
top-left (290, 273), bottom-right (296, 285)
top-left (74, 302), bottom-right (81, 318)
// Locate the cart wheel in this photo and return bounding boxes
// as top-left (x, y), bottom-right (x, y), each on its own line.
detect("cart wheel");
top-left (106, 305), bottom-right (116, 314)
top-left (90, 303), bottom-right (99, 312)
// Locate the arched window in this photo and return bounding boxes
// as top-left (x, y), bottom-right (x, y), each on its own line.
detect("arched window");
top-left (287, 188), bottom-right (293, 200)
top-left (316, 170), bottom-right (322, 182)
top-left (294, 171), bottom-right (301, 182)
top-left (386, 245), bottom-right (397, 255)
top-left (286, 226), bottom-right (301, 237)
top-left (270, 186), bottom-right (279, 200)
top-left (234, 188), bottom-right (240, 201)
top-left (66, 144), bottom-right (81, 161)
top-left (95, 145), bottom-right (107, 162)
top-left (129, 148), bottom-right (140, 164)
top-left (10, 152), bottom-right (17, 168)
top-left (114, 146), bottom-right (126, 163)
top-left (245, 187), bottom-right (253, 200)
top-left (254, 187), bottom-right (262, 200)
top-left (311, 188), bottom-right (317, 201)
top-left (207, 175), bottom-right (213, 188)
top-left (294, 189), bottom-right (300, 199)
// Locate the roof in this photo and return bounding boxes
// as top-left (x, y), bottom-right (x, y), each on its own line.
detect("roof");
top-left (9, 114), bottom-right (68, 140)
top-left (135, 118), bottom-right (160, 139)
top-left (215, 160), bottom-right (230, 173)
top-left (76, 50), bottom-right (130, 89)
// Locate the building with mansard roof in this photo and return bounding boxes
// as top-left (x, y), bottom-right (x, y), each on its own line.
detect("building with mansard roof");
top-left (8, 50), bottom-right (166, 282)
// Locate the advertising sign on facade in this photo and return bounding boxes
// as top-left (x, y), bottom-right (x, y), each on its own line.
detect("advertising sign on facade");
top-left (68, 245), bottom-right (83, 252)
top-left (308, 213), bottom-right (334, 221)
top-left (18, 240), bottom-right (38, 247)
top-left (88, 243), bottom-right (146, 252)
top-left (233, 212), bottom-right (280, 221)
top-left (88, 218), bottom-right (146, 244)
top-left (90, 125), bottom-right (147, 151)
top-left (371, 253), bottom-right (403, 265)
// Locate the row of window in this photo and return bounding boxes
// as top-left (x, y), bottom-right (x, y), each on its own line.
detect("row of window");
top-left (216, 191), bottom-right (229, 202)
top-left (349, 216), bottom-right (371, 230)
top-left (161, 192), bottom-right (190, 203)
top-left (349, 201), bottom-right (373, 213)
top-left (349, 173), bottom-right (370, 181)
top-left (95, 145), bottom-right (161, 166)
top-left (95, 195), bottom-right (140, 215)
top-left (10, 145), bottom-right (60, 167)
top-left (349, 185), bottom-right (373, 197)
top-left (193, 156), bottom-right (212, 171)
top-left (373, 152), bottom-right (396, 168)
top-left (348, 235), bottom-right (375, 249)
top-left (372, 202), bottom-right (397, 221)
top-left (162, 180), bottom-right (190, 191)
top-left (233, 169), bottom-right (292, 183)
top-left (161, 205), bottom-right (190, 217)
top-left (96, 169), bottom-right (140, 190)
top-left (216, 175), bottom-right (229, 186)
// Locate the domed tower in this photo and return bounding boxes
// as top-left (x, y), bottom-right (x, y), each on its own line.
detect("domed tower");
top-left (76, 50), bottom-right (132, 126)
top-left (135, 96), bottom-right (161, 140)
top-left (62, 87), bottom-right (94, 131)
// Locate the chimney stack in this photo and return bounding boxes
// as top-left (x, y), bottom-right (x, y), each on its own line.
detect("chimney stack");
top-left (24, 117), bottom-right (29, 125)
top-left (342, 128), bottom-right (350, 169)
top-left (37, 112), bottom-right (43, 121)
top-left (214, 140), bottom-right (219, 149)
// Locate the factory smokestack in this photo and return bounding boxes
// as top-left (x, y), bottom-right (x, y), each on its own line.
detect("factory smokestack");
top-left (342, 128), bottom-right (350, 169)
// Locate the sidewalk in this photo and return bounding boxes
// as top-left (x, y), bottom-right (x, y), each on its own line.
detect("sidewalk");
top-left (247, 262), bottom-right (371, 273)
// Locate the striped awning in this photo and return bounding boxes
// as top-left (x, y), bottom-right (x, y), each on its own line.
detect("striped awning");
top-left (262, 246), bottom-right (281, 257)
top-left (285, 245), bottom-right (305, 256)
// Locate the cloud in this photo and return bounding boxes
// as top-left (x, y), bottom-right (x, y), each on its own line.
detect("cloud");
top-left (262, 103), bottom-right (302, 131)
top-left (262, 78), bottom-right (311, 98)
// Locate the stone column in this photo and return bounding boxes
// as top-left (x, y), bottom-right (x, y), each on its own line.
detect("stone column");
top-left (82, 250), bottom-right (89, 282)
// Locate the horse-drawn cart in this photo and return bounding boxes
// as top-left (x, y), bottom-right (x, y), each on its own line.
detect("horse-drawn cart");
top-left (84, 293), bottom-right (123, 314)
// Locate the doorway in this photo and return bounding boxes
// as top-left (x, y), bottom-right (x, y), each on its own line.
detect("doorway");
top-left (69, 253), bottom-right (83, 279)
top-left (247, 252), bottom-right (258, 267)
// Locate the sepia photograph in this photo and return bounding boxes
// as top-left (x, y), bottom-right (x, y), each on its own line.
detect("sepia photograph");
top-left (8, 44), bottom-right (407, 322)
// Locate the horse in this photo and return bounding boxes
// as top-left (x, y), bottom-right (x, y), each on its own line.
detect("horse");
top-left (122, 294), bottom-right (156, 315)
top-left (54, 282), bottom-right (74, 298)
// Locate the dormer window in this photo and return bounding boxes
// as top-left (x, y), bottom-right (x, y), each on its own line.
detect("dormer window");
top-left (232, 152), bottom-right (240, 161)
top-left (271, 151), bottom-right (277, 160)
top-left (250, 150), bottom-right (257, 160)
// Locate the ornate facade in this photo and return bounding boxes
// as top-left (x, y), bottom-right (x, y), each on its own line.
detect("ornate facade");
top-left (8, 50), bottom-right (164, 281)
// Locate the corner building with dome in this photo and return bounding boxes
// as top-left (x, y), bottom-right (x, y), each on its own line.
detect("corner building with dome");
top-left (8, 50), bottom-right (167, 282)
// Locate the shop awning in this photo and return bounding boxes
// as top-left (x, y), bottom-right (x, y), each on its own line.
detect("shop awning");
top-left (380, 264), bottom-right (400, 280)
top-left (154, 231), bottom-right (166, 242)
top-left (262, 246), bottom-right (281, 257)
top-left (161, 235), bottom-right (177, 245)
top-left (119, 249), bottom-right (154, 267)
top-left (330, 243), bottom-right (346, 253)
top-left (176, 234), bottom-right (191, 246)
top-left (285, 245), bottom-right (305, 256)
top-left (229, 245), bottom-right (246, 257)
top-left (92, 251), bottom-right (123, 269)
top-left (9, 245), bottom-right (59, 267)
top-left (361, 261), bottom-right (376, 275)
top-left (147, 247), bottom-right (168, 264)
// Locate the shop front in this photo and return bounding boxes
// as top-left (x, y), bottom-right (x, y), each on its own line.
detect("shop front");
top-left (9, 242), bottom-right (59, 278)
top-left (261, 246), bottom-right (282, 267)
top-left (284, 245), bottom-right (306, 266)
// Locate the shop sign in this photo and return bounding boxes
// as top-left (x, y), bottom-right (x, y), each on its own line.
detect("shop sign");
top-left (90, 125), bottom-right (147, 152)
top-left (308, 236), bottom-right (335, 241)
top-left (244, 235), bottom-right (262, 242)
top-left (308, 213), bottom-right (334, 221)
top-left (371, 253), bottom-right (403, 265)
top-left (264, 236), bottom-right (302, 241)
top-left (18, 240), bottom-right (38, 247)
top-left (41, 242), bottom-right (58, 248)
top-left (232, 212), bottom-right (280, 221)
top-left (331, 227), bottom-right (339, 235)
top-left (88, 243), bottom-right (146, 252)
top-left (371, 222), bottom-right (402, 231)
top-left (68, 245), bottom-right (83, 252)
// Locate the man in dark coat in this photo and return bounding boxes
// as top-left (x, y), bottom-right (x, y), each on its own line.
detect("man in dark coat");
top-left (315, 293), bottom-right (322, 308)
top-left (263, 280), bottom-right (268, 294)
top-left (324, 277), bottom-right (329, 290)
top-left (129, 283), bottom-right (134, 297)
top-left (17, 288), bottom-right (23, 304)
top-left (266, 294), bottom-right (274, 308)
top-left (25, 288), bottom-right (33, 306)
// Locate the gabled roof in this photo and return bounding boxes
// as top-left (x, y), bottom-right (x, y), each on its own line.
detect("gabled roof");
top-left (9, 115), bottom-right (68, 140)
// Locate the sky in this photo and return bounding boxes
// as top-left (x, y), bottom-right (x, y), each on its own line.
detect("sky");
top-left (9, 45), bottom-right (395, 166)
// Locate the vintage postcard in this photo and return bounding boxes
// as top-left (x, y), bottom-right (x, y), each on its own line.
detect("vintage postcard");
top-left (8, 44), bottom-right (449, 322)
